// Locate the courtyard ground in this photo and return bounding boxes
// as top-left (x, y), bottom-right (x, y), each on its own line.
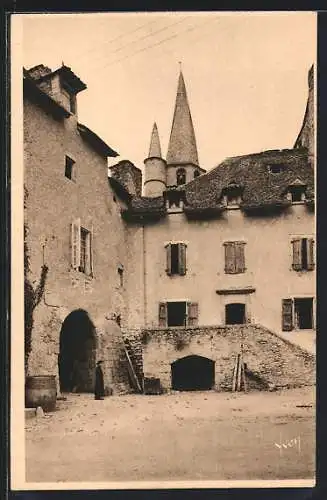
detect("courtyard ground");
top-left (25, 386), bottom-right (315, 484)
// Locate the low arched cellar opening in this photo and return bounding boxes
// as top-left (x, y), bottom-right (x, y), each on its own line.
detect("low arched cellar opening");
top-left (171, 355), bottom-right (215, 391)
top-left (58, 309), bottom-right (96, 393)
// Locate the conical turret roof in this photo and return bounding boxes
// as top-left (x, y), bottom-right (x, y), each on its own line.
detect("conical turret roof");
top-left (166, 71), bottom-right (199, 166)
top-left (148, 122), bottom-right (162, 158)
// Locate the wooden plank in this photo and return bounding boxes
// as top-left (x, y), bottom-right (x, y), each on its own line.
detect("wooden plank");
top-left (232, 355), bottom-right (238, 392)
top-left (236, 353), bottom-right (242, 391)
top-left (242, 362), bottom-right (247, 392)
top-left (124, 346), bottom-right (142, 393)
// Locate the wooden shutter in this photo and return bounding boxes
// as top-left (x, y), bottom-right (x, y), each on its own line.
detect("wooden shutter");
top-left (235, 242), bottom-right (246, 273)
top-left (90, 224), bottom-right (94, 276)
top-left (158, 302), bottom-right (167, 327)
top-left (282, 298), bottom-right (293, 331)
top-left (166, 244), bottom-right (172, 275)
top-left (307, 238), bottom-right (315, 270)
top-left (187, 302), bottom-right (198, 326)
top-left (178, 243), bottom-right (187, 275)
top-left (84, 226), bottom-right (93, 276)
top-left (224, 242), bottom-right (236, 274)
top-left (71, 218), bottom-right (81, 270)
top-left (292, 238), bottom-right (302, 270)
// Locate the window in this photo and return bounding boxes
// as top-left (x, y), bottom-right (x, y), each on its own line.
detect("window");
top-left (286, 181), bottom-right (306, 203)
top-left (158, 301), bottom-right (198, 327)
top-left (292, 238), bottom-right (314, 271)
top-left (289, 186), bottom-right (305, 202)
top-left (222, 182), bottom-right (243, 206)
top-left (194, 170), bottom-right (200, 179)
top-left (165, 189), bottom-right (185, 209)
top-left (71, 218), bottom-right (93, 275)
top-left (282, 298), bottom-right (314, 331)
top-left (166, 242), bottom-right (187, 276)
top-left (65, 155), bottom-right (75, 181)
top-left (224, 241), bottom-right (246, 274)
top-left (176, 168), bottom-right (186, 186)
top-left (225, 303), bottom-right (246, 325)
top-left (268, 164), bottom-right (284, 174)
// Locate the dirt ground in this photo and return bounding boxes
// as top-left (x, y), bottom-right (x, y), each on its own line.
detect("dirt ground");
top-left (25, 386), bottom-right (315, 483)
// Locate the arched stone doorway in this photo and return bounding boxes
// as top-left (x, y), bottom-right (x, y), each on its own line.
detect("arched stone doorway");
top-left (58, 309), bottom-right (96, 393)
top-left (171, 355), bottom-right (215, 391)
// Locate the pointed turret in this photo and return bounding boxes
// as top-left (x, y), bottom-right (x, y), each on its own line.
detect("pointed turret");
top-left (166, 71), bottom-right (199, 167)
top-left (144, 122), bottom-right (167, 197)
top-left (148, 122), bottom-right (162, 158)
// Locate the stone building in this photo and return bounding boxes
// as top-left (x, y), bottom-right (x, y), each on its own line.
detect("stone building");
top-left (23, 62), bottom-right (315, 396)
top-left (23, 64), bottom-right (144, 395)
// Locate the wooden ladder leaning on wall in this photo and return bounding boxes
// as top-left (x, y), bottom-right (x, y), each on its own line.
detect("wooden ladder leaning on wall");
top-left (232, 345), bottom-right (247, 392)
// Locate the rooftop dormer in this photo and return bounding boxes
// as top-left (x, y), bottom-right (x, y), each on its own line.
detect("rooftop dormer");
top-left (221, 181), bottom-right (244, 208)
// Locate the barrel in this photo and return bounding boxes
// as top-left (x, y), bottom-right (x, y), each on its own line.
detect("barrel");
top-left (25, 375), bottom-right (57, 412)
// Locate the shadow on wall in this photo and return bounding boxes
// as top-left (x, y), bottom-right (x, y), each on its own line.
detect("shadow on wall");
top-left (58, 309), bottom-right (96, 393)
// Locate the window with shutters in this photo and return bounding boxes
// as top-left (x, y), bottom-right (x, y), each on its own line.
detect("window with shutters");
top-left (224, 241), bottom-right (246, 274)
top-left (282, 298), bottom-right (293, 331)
top-left (158, 301), bottom-right (198, 327)
top-left (166, 242), bottom-right (187, 276)
top-left (71, 219), bottom-right (93, 276)
top-left (292, 237), bottom-right (314, 271)
top-left (282, 297), bottom-right (314, 331)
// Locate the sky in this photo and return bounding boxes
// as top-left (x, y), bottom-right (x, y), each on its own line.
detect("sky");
top-left (20, 12), bottom-right (316, 172)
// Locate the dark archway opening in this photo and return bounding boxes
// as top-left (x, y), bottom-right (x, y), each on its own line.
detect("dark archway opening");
top-left (58, 309), bottom-right (96, 393)
top-left (225, 303), bottom-right (246, 325)
top-left (171, 355), bottom-right (215, 391)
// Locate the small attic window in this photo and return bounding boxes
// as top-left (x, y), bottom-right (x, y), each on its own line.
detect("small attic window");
top-left (194, 170), bottom-right (200, 179)
top-left (165, 188), bottom-right (185, 210)
top-left (222, 182), bottom-right (243, 207)
top-left (286, 180), bottom-right (307, 203)
top-left (288, 186), bottom-right (306, 203)
top-left (268, 164), bottom-right (284, 174)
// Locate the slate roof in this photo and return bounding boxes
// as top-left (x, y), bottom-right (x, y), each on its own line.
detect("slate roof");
top-left (121, 196), bottom-right (166, 221)
top-left (122, 147), bottom-right (314, 221)
top-left (148, 122), bottom-right (162, 158)
top-left (30, 64), bottom-right (87, 94)
top-left (166, 71), bottom-right (199, 166)
top-left (181, 147), bottom-right (314, 213)
top-left (77, 123), bottom-right (118, 158)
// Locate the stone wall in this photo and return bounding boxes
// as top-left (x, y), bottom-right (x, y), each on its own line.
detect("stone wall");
top-left (141, 324), bottom-right (315, 392)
